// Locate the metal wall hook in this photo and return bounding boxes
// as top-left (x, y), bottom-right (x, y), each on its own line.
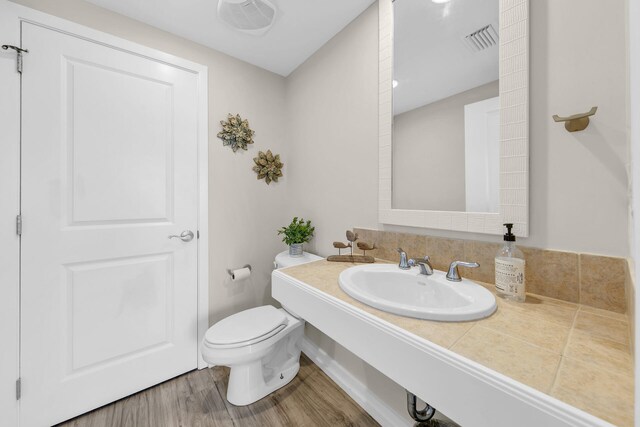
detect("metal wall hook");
top-left (552, 106), bottom-right (597, 132)
top-left (2, 44), bottom-right (28, 73)
top-left (2, 45), bottom-right (29, 54)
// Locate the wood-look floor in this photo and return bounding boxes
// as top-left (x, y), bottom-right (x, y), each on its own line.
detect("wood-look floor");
top-left (57, 355), bottom-right (380, 427)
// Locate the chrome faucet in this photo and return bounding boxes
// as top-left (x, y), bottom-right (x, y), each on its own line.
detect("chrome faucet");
top-left (446, 261), bottom-right (480, 282)
top-left (397, 248), bottom-right (410, 269)
top-left (409, 256), bottom-right (434, 276)
top-left (398, 249), bottom-right (434, 275)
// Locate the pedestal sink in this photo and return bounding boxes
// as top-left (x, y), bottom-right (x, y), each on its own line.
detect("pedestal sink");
top-left (338, 264), bottom-right (496, 321)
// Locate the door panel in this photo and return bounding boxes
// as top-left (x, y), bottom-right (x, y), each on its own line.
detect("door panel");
top-left (65, 254), bottom-right (174, 371)
top-left (67, 59), bottom-right (174, 224)
top-left (21, 22), bottom-right (199, 427)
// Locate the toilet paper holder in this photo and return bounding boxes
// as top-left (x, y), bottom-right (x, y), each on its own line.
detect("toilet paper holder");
top-left (227, 264), bottom-right (252, 279)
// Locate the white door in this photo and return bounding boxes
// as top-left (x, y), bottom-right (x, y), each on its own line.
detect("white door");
top-left (20, 22), bottom-right (200, 427)
top-left (464, 96), bottom-right (500, 213)
top-left (0, 2), bottom-right (21, 426)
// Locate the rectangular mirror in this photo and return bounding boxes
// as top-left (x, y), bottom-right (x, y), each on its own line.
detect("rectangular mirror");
top-left (378, 0), bottom-right (529, 236)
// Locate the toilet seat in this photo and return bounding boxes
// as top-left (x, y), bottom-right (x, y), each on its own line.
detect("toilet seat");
top-left (200, 251), bottom-right (320, 406)
top-left (205, 305), bottom-right (288, 348)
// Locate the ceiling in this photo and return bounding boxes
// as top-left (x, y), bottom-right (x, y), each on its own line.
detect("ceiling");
top-left (84, 0), bottom-right (375, 76)
top-left (393, 0), bottom-right (499, 115)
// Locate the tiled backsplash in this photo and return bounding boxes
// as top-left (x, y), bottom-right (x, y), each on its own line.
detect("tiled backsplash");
top-left (353, 228), bottom-right (630, 314)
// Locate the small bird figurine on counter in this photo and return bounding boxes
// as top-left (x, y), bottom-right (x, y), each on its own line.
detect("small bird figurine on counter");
top-left (327, 230), bottom-right (376, 263)
top-left (333, 241), bottom-right (352, 255)
top-left (356, 242), bottom-right (377, 256)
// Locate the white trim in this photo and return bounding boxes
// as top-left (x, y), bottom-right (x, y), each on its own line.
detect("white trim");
top-left (0, 2), bottom-right (22, 426)
top-left (14, 9), bottom-right (207, 73)
top-left (629, 0), bottom-right (640, 425)
top-left (274, 270), bottom-right (614, 427)
top-left (378, 0), bottom-right (530, 237)
top-left (1, 0), bottom-right (210, 412)
top-left (300, 337), bottom-right (411, 427)
top-left (196, 63), bottom-right (210, 370)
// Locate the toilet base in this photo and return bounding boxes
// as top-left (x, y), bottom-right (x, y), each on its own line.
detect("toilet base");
top-left (224, 316), bottom-right (304, 406)
top-left (227, 360), bottom-right (300, 406)
top-left (202, 308), bottom-right (304, 407)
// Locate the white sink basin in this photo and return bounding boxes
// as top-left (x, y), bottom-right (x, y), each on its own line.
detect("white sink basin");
top-left (338, 264), bottom-right (496, 322)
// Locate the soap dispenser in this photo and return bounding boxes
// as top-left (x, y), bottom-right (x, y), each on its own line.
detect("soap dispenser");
top-left (495, 223), bottom-right (526, 302)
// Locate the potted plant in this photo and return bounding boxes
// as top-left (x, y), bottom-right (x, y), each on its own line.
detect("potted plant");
top-left (278, 217), bottom-right (315, 257)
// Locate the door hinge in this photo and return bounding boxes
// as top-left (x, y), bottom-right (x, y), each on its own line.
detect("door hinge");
top-left (1, 45), bottom-right (28, 74)
top-left (16, 378), bottom-right (21, 400)
top-left (16, 215), bottom-right (22, 236)
top-left (197, 230), bottom-right (200, 239)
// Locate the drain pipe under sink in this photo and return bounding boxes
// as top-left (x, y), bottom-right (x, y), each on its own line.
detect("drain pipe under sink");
top-left (406, 391), bottom-right (436, 422)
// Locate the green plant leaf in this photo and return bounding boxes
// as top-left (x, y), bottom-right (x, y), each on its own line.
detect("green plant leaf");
top-left (277, 217), bottom-right (315, 245)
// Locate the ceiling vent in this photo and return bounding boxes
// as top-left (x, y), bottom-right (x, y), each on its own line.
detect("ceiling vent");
top-left (462, 24), bottom-right (499, 52)
top-left (217, 0), bottom-right (277, 36)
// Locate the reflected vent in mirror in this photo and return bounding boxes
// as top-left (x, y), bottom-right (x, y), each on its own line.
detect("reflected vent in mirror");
top-left (463, 24), bottom-right (499, 52)
top-left (217, 0), bottom-right (277, 36)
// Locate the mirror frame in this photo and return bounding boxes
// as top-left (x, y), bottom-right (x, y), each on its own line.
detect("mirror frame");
top-left (378, 0), bottom-right (529, 236)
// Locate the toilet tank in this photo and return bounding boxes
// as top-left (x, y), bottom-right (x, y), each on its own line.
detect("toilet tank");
top-left (274, 250), bottom-right (323, 269)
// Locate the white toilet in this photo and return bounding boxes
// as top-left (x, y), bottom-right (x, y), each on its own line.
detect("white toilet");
top-left (201, 250), bottom-right (322, 406)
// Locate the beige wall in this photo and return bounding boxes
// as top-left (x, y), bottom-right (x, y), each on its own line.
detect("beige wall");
top-left (289, 0), bottom-right (629, 258)
top-left (629, 0), bottom-right (639, 408)
top-left (286, 4), bottom-right (421, 424)
top-left (393, 81), bottom-right (499, 211)
top-left (526, 0), bottom-right (628, 257)
top-left (285, 0), bottom-right (630, 423)
top-left (14, 0), bottom-right (628, 312)
top-left (285, 3), bottom-right (379, 257)
top-left (10, 0), bottom-right (292, 324)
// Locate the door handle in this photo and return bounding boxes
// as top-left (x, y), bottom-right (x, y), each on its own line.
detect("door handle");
top-left (168, 230), bottom-right (194, 242)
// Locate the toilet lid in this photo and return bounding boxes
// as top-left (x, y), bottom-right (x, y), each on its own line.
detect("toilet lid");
top-left (205, 305), bottom-right (288, 346)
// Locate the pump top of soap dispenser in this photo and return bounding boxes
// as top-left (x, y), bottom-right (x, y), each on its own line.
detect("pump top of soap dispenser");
top-left (503, 223), bottom-right (516, 242)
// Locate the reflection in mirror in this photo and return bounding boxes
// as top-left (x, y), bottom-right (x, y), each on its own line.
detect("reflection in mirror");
top-left (392, 0), bottom-right (499, 213)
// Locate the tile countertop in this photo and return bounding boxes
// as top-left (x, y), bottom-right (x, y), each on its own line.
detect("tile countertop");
top-left (280, 260), bottom-right (634, 427)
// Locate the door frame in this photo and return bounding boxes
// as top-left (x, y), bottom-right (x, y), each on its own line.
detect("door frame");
top-left (630, 0), bottom-right (640, 424)
top-left (0, 1), bottom-right (210, 422)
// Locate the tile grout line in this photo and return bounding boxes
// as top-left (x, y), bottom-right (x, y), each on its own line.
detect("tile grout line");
top-left (577, 254), bottom-right (582, 306)
top-left (549, 308), bottom-right (580, 393)
top-left (580, 305), bottom-right (630, 321)
top-left (548, 357), bottom-right (567, 396)
top-left (448, 322), bottom-right (477, 349)
top-left (576, 306), bottom-right (630, 345)
top-left (561, 308), bottom-right (580, 356)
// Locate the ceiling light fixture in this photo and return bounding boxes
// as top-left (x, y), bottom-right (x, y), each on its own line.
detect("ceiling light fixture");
top-left (431, 0), bottom-right (451, 4)
top-left (217, 0), bottom-right (278, 36)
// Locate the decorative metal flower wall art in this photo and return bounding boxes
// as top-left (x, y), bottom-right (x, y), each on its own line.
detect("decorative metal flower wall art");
top-left (217, 113), bottom-right (255, 152)
top-left (253, 150), bottom-right (283, 185)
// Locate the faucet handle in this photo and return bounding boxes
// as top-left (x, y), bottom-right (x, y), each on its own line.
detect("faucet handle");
top-left (408, 255), bottom-right (430, 262)
top-left (397, 248), bottom-right (410, 269)
top-left (446, 261), bottom-right (479, 282)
